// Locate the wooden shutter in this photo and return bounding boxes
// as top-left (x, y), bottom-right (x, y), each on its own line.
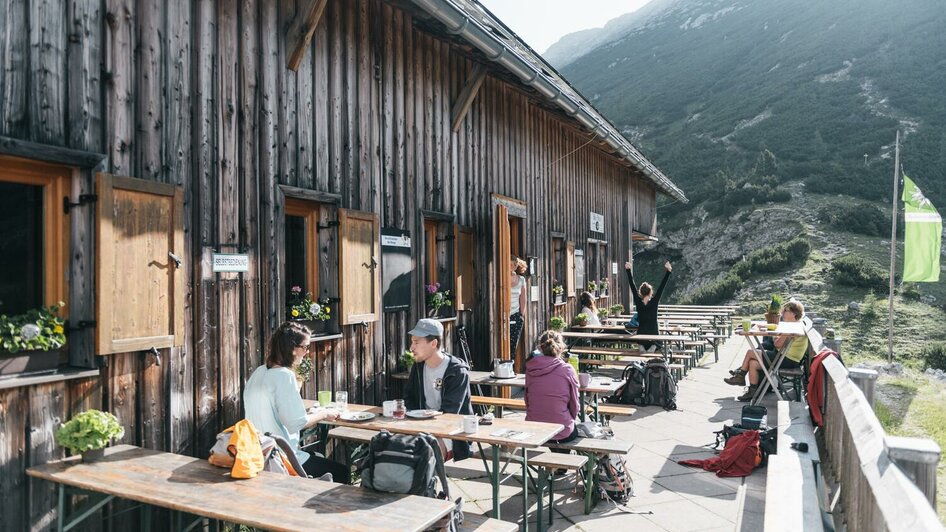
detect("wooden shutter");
top-left (495, 204), bottom-right (511, 359)
top-left (454, 226), bottom-right (475, 310)
top-left (338, 208), bottom-right (380, 325)
top-left (566, 241), bottom-right (575, 297)
top-left (96, 174), bottom-right (184, 354)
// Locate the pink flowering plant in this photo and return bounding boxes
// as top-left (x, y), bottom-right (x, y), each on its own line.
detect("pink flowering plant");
top-left (425, 282), bottom-right (452, 315)
top-left (288, 286), bottom-right (331, 321)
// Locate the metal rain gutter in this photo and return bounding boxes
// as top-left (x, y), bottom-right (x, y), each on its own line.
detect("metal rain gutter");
top-left (411, 0), bottom-right (687, 203)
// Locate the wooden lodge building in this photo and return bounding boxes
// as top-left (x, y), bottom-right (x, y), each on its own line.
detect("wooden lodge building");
top-left (0, 0), bottom-right (685, 527)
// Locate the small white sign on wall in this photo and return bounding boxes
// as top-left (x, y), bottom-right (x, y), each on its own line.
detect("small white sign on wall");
top-left (590, 212), bottom-right (605, 233)
top-left (612, 262), bottom-right (618, 275)
top-left (212, 253), bottom-right (250, 273)
top-left (531, 286), bottom-right (540, 302)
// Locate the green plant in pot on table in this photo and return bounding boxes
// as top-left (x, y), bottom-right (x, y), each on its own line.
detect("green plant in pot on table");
top-left (0, 302), bottom-right (67, 377)
top-left (575, 313), bottom-right (589, 327)
top-left (765, 295), bottom-right (783, 324)
top-left (55, 409), bottom-right (125, 462)
top-left (610, 304), bottom-right (624, 316)
top-left (549, 316), bottom-right (566, 332)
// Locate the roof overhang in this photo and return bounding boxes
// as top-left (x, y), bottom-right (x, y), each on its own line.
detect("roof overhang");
top-left (408, 0), bottom-right (688, 203)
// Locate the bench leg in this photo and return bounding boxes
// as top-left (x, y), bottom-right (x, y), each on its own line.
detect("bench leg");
top-left (536, 468), bottom-right (546, 532)
top-left (492, 445), bottom-right (501, 520)
top-left (522, 452), bottom-right (529, 532)
top-left (583, 455), bottom-right (598, 514)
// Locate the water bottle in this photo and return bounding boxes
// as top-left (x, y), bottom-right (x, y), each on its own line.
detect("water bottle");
top-left (567, 353), bottom-right (580, 375)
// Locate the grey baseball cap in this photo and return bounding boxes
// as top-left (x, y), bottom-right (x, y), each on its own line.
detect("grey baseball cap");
top-left (408, 318), bottom-right (444, 338)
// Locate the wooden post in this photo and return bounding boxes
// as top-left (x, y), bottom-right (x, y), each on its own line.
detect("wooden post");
top-left (886, 435), bottom-right (941, 506)
top-left (887, 131), bottom-right (900, 363)
top-left (848, 367), bottom-right (878, 406)
top-left (286, 0), bottom-right (328, 71)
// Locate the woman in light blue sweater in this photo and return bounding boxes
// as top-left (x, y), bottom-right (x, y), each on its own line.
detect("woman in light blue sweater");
top-left (244, 321), bottom-right (350, 483)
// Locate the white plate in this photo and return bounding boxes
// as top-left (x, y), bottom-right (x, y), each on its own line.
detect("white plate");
top-left (406, 409), bottom-right (440, 419)
top-left (489, 373), bottom-right (517, 380)
top-left (339, 411), bottom-right (376, 422)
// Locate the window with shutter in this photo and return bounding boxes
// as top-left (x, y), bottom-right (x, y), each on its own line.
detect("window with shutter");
top-left (422, 215), bottom-right (456, 318)
top-left (566, 241), bottom-right (575, 297)
top-left (96, 174), bottom-right (184, 354)
top-left (338, 209), bottom-right (380, 325)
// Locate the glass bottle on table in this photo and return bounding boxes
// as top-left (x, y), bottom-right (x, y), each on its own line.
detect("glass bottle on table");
top-left (393, 399), bottom-right (406, 420)
top-left (335, 391), bottom-right (348, 413)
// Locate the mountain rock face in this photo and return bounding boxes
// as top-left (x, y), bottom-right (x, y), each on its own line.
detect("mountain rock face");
top-left (549, 0), bottom-right (946, 301)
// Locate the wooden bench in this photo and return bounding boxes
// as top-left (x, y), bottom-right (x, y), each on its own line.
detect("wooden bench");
top-left (578, 358), bottom-right (686, 380)
top-left (526, 451), bottom-right (587, 532)
top-left (470, 396), bottom-right (635, 423)
top-left (764, 401), bottom-right (828, 531)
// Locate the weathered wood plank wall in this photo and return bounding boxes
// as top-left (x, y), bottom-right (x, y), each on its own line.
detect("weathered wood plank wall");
top-left (0, 0), bottom-right (662, 529)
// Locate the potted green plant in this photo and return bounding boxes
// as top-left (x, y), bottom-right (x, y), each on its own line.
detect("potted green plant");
top-left (0, 302), bottom-right (67, 377)
top-left (401, 350), bottom-right (415, 372)
top-left (597, 308), bottom-right (610, 322)
top-left (425, 283), bottom-right (453, 318)
top-left (288, 286), bottom-right (332, 336)
top-left (294, 354), bottom-right (314, 389)
top-left (599, 278), bottom-right (609, 297)
top-left (587, 280), bottom-right (597, 296)
top-left (549, 316), bottom-right (566, 332)
top-left (575, 313), bottom-right (589, 327)
top-left (765, 295), bottom-right (783, 324)
top-left (551, 283), bottom-right (565, 304)
top-left (55, 409), bottom-right (125, 462)
top-left (610, 304), bottom-right (624, 316)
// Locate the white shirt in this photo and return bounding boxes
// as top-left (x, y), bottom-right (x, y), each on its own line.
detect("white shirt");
top-left (510, 276), bottom-right (525, 315)
top-left (422, 359), bottom-right (450, 411)
top-left (243, 365), bottom-right (310, 463)
top-left (580, 306), bottom-right (601, 326)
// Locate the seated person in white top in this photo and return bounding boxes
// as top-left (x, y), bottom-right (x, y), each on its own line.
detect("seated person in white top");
top-left (404, 318), bottom-right (474, 461)
top-left (578, 291), bottom-right (601, 326)
top-left (243, 321), bottom-right (349, 482)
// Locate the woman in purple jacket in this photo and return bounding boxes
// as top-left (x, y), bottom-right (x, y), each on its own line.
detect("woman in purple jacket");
top-left (525, 330), bottom-right (579, 452)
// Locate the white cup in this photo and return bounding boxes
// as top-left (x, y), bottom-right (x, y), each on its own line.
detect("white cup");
top-left (462, 415), bottom-right (478, 434)
top-left (382, 400), bottom-right (396, 417)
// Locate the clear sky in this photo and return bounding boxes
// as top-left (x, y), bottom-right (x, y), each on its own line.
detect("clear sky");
top-left (478, 1), bottom-right (650, 54)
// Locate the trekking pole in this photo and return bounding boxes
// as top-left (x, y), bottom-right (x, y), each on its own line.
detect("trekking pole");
top-left (456, 325), bottom-right (486, 403)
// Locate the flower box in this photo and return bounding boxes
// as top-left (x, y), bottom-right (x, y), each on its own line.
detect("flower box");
top-left (0, 348), bottom-right (61, 378)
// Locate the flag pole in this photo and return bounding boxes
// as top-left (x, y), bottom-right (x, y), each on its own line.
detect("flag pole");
top-left (887, 131), bottom-right (901, 363)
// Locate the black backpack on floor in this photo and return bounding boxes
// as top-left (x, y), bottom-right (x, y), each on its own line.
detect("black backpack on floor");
top-left (642, 358), bottom-right (677, 410)
top-left (605, 361), bottom-right (647, 405)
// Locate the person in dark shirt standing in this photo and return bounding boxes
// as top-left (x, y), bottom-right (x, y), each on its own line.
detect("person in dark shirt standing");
top-left (625, 258), bottom-right (672, 352)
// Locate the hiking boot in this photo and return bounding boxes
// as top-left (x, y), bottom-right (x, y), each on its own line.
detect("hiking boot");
top-left (724, 370), bottom-right (746, 386)
top-left (737, 385), bottom-right (759, 402)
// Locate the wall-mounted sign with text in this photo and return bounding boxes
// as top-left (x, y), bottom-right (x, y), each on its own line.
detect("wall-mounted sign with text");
top-left (212, 253), bottom-right (250, 273)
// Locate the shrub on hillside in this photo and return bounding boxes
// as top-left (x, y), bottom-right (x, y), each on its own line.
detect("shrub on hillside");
top-left (921, 342), bottom-right (946, 371)
top-left (831, 254), bottom-right (888, 292)
top-left (731, 237), bottom-right (811, 277)
top-left (680, 273), bottom-right (741, 305)
top-left (817, 201), bottom-right (889, 237)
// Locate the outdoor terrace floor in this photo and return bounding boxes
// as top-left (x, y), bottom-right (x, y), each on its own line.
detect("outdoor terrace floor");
top-left (443, 335), bottom-right (776, 531)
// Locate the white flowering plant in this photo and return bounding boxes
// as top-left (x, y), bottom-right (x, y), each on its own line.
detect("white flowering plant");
top-left (0, 303), bottom-right (67, 353)
top-left (287, 286), bottom-right (331, 321)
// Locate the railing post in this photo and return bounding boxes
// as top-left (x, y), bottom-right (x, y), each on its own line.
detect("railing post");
top-left (848, 368), bottom-right (878, 406)
top-left (886, 436), bottom-right (941, 506)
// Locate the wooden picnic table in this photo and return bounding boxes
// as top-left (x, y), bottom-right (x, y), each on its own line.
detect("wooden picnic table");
top-left (305, 401), bottom-right (561, 529)
top-left (737, 322), bottom-right (807, 404)
top-left (26, 445), bottom-right (454, 532)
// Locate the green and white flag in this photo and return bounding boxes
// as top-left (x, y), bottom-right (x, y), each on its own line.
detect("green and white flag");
top-left (902, 174), bottom-right (941, 282)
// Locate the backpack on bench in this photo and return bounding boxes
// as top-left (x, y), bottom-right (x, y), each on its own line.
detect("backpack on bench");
top-left (576, 422), bottom-right (634, 505)
top-left (359, 430), bottom-right (463, 531)
top-left (642, 358), bottom-right (677, 410)
top-left (604, 361), bottom-right (647, 405)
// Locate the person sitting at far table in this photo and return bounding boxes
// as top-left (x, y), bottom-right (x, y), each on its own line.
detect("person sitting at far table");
top-left (725, 301), bottom-right (806, 401)
top-left (404, 318), bottom-right (474, 461)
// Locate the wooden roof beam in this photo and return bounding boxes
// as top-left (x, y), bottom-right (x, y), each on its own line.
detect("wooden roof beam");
top-left (451, 63), bottom-right (487, 132)
top-left (286, 0), bottom-right (329, 71)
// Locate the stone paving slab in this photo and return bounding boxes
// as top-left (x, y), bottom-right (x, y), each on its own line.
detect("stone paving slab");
top-left (448, 335), bottom-right (774, 531)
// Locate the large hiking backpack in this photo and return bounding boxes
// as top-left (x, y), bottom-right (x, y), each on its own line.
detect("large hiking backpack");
top-left (576, 423), bottom-right (634, 504)
top-left (642, 358), bottom-right (677, 410)
top-left (359, 430), bottom-right (463, 531)
top-left (604, 361), bottom-right (646, 405)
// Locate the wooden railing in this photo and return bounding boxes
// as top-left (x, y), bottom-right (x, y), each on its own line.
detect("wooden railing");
top-left (820, 356), bottom-right (943, 531)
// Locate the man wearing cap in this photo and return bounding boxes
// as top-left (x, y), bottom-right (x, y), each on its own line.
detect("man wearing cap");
top-left (404, 318), bottom-right (474, 461)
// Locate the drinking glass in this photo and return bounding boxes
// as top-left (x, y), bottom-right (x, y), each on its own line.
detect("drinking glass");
top-left (335, 391), bottom-right (348, 413)
top-left (317, 390), bottom-right (331, 407)
top-left (393, 399), bottom-right (406, 420)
